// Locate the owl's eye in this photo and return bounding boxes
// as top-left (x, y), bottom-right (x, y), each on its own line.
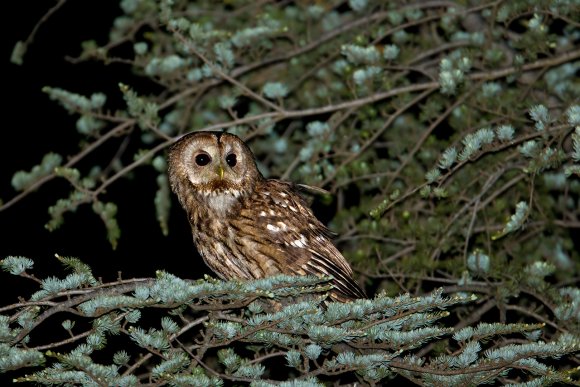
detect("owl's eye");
top-left (195, 153), bottom-right (211, 166)
top-left (226, 153), bottom-right (237, 167)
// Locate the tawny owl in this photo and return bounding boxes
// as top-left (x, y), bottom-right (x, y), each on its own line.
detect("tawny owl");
top-left (168, 131), bottom-right (365, 302)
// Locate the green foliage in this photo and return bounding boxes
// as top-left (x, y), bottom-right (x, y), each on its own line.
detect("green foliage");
top-left (3, 0), bottom-right (580, 385)
top-left (1, 257), bottom-right (578, 385)
top-left (92, 201), bottom-right (121, 249)
top-left (119, 83), bottom-right (160, 129)
top-left (11, 153), bottom-right (62, 191)
top-left (1, 256), bottom-right (34, 275)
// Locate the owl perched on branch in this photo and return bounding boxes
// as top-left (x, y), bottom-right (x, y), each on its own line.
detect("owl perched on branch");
top-left (168, 131), bottom-right (365, 302)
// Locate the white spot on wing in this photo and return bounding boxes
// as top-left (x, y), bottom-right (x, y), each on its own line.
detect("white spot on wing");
top-left (289, 234), bottom-right (308, 248)
top-left (276, 221), bottom-right (288, 231)
top-left (289, 205), bottom-right (298, 212)
top-left (267, 224), bottom-right (280, 232)
top-left (259, 211), bottom-right (267, 217)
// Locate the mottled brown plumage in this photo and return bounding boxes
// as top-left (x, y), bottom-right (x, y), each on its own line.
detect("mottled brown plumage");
top-left (168, 131), bottom-right (365, 302)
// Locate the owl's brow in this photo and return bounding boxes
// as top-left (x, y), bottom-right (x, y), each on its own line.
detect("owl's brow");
top-left (214, 131), bottom-right (224, 142)
top-left (214, 132), bottom-right (227, 155)
top-left (214, 131), bottom-right (230, 154)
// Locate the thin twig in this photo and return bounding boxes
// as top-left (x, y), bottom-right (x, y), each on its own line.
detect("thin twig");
top-left (0, 120), bottom-right (134, 212)
top-left (18, 0), bottom-right (68, 56)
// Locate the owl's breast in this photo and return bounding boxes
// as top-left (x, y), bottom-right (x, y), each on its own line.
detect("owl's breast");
top-left (191, 215), bottom-right (283, 281)
top-left (197, 190), bottom-right (242, 217)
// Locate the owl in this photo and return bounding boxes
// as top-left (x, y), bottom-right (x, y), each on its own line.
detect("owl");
top-left (168, 131), bottom-right (366, 302)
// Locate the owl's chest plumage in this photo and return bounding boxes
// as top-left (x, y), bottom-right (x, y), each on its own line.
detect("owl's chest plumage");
top-left (189, 185), bottom-right (287, 280)
top-left (202, 189), bottom-right (241, 216)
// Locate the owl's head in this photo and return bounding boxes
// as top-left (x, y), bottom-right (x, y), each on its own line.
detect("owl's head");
top-left (168, 131), bottom-right (263, 199)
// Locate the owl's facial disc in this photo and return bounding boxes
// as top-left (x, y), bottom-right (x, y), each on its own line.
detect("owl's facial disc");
top-left (187, 144), bottom-right (245, 193)
top-left (169, 131), bottom-right (262, 200)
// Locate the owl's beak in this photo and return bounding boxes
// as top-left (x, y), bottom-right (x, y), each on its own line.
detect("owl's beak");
top-left (216, 164), bottom-right (225, 179)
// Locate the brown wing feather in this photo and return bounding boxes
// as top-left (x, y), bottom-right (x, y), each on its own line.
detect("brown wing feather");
top-left (233, 179), bottom-right (366, 301)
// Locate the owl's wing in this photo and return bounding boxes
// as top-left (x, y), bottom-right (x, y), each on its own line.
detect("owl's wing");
top-left (302, 247), bottom-right (367, 300)
top-left (235, 180), bottom-right (366, 301)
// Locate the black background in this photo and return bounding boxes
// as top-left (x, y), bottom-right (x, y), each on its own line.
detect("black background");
top-left (2, 2), bottom-right (203, 303)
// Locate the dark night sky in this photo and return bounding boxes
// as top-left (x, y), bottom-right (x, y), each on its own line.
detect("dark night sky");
top-left (2, 2), bottom-right (204, 304)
